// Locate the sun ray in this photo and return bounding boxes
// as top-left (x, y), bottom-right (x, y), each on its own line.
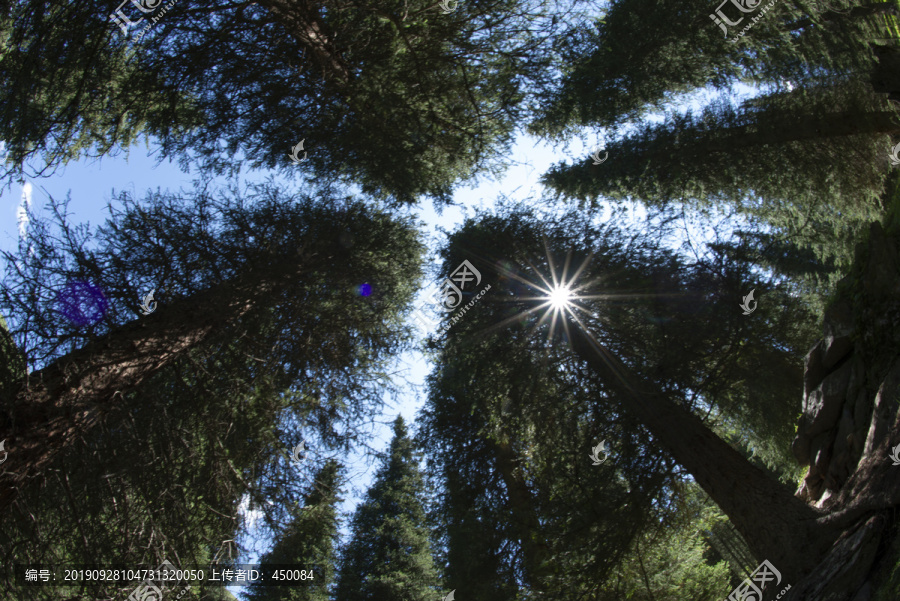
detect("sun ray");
top-left (446, 241), bottom-right (679, 353)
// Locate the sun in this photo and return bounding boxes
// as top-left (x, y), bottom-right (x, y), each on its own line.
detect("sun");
top-left (467, 241), bottom-right (602, 343)
top-left (548, 285), bottom-right (573, 311)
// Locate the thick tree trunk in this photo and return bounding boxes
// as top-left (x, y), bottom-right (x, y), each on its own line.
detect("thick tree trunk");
top-left (870, 44), bottom-right (900, 104)
top-left (0, 251), bottom-right (315, 518)
top-left (493, 438), bottom-right (554, 588)
top-left (566, 325), bottom-right (841, 584)
top-left (255, 0), bottom-right (350, 85)
top-left (700, 110), bottom-right (900, 155)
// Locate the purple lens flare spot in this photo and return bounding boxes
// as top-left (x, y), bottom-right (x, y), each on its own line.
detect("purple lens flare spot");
top-left (359, 283), bottom-right (372, 297)
top-left (57, 281), bottom-right (109, 326)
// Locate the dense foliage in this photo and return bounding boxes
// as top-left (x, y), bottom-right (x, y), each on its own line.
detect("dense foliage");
top-left (1, 0), bottom-right (898, 598)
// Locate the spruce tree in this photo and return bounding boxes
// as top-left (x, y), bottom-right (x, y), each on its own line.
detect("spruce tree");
top-left (0, 180), bottom-right (425, 517)
top-left (335, 416), bottom-right (440, 601)
top-left (542, 82), bottom-right (895, 284)
top-left (1, 0), bottom-right (559, 204)
top-left (530, 0), bottom-right (894, 136)
top-left (422, 204), bottom-right (832, 590)
top-left (245, 461), bottom-right (343, 601)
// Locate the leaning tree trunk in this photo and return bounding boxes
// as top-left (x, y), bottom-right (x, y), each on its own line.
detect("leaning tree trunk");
top-left (0, 248), bottom-right (318, 518)
top-left (255, 0), bottom-right (351, 85)
top-left (566, 324), bottom-right (842, 586)
top-left (695, 110), bottom-right (900, 156)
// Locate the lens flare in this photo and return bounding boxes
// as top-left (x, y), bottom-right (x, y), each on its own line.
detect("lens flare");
top-left (57, 281), bottom-right (108, 326)
top-left (548, 285), bottom-right (573, 311)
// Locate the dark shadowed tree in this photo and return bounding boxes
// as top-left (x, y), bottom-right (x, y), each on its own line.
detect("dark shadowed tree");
top-left (422, 204), bottom-right (833, 592)
top-left (541, 82), bottom-right (895, 286)
top-left (425, 467), bottom-right (520, 601)
top-left (420, 259), bottom-right (679, 598)
top-left (530, 0), bottom-right (895, 136)
top-left (589, 483), bottom-right (732, 601)
top-left (0, 337), bottom-right (292, 600)
top-left (0, 179), bottom-right (425, 518)
top-left (1, 0), bottom-right (569, 204)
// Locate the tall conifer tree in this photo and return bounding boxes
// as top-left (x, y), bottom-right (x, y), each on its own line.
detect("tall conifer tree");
top-left (423, 205), bottom-right (833, 591)
top-left (0, 181), bottom-right (425, 518)
top-left (1, 0), bottom-right (563, 204)
top-left (542, 82), bottom-right (896, 277)
top-left (531, 0), bottom-right (894, 135)
top-left (335, 417), bottom-right (440, 601)
top-left (245, 460), bottom-right (343, 601)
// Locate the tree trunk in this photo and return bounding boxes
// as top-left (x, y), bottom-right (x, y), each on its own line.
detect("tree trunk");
top-left (0, 251), bottom-right (316, 517)
top-left (493, 437), bottom-right (554, 588)
top-left (699, 110), bottom-right (900, 155)
top-left (870, 44), bottom-right (900, 104)
top-left (255, 0), bottom-right (350, 85)
top-left (566, 325), bottom-right (841, 584)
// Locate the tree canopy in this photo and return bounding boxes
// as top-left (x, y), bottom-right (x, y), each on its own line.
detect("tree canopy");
top-left (0, 180), bottom-right (425, 597)
top-left (530, 0), bottom-right (894, 136)
top-left (2, 0), bottom-right (900, 598)
top-left (420, 203), bottom-right (822, 594)
top-left (1, 0), bottom-right (568, 204)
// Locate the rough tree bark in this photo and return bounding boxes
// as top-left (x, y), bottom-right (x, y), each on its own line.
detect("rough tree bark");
top-left (0, 248), bottom-right (317, 518)
top-left (566, 324), bottom-right (842, 586)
